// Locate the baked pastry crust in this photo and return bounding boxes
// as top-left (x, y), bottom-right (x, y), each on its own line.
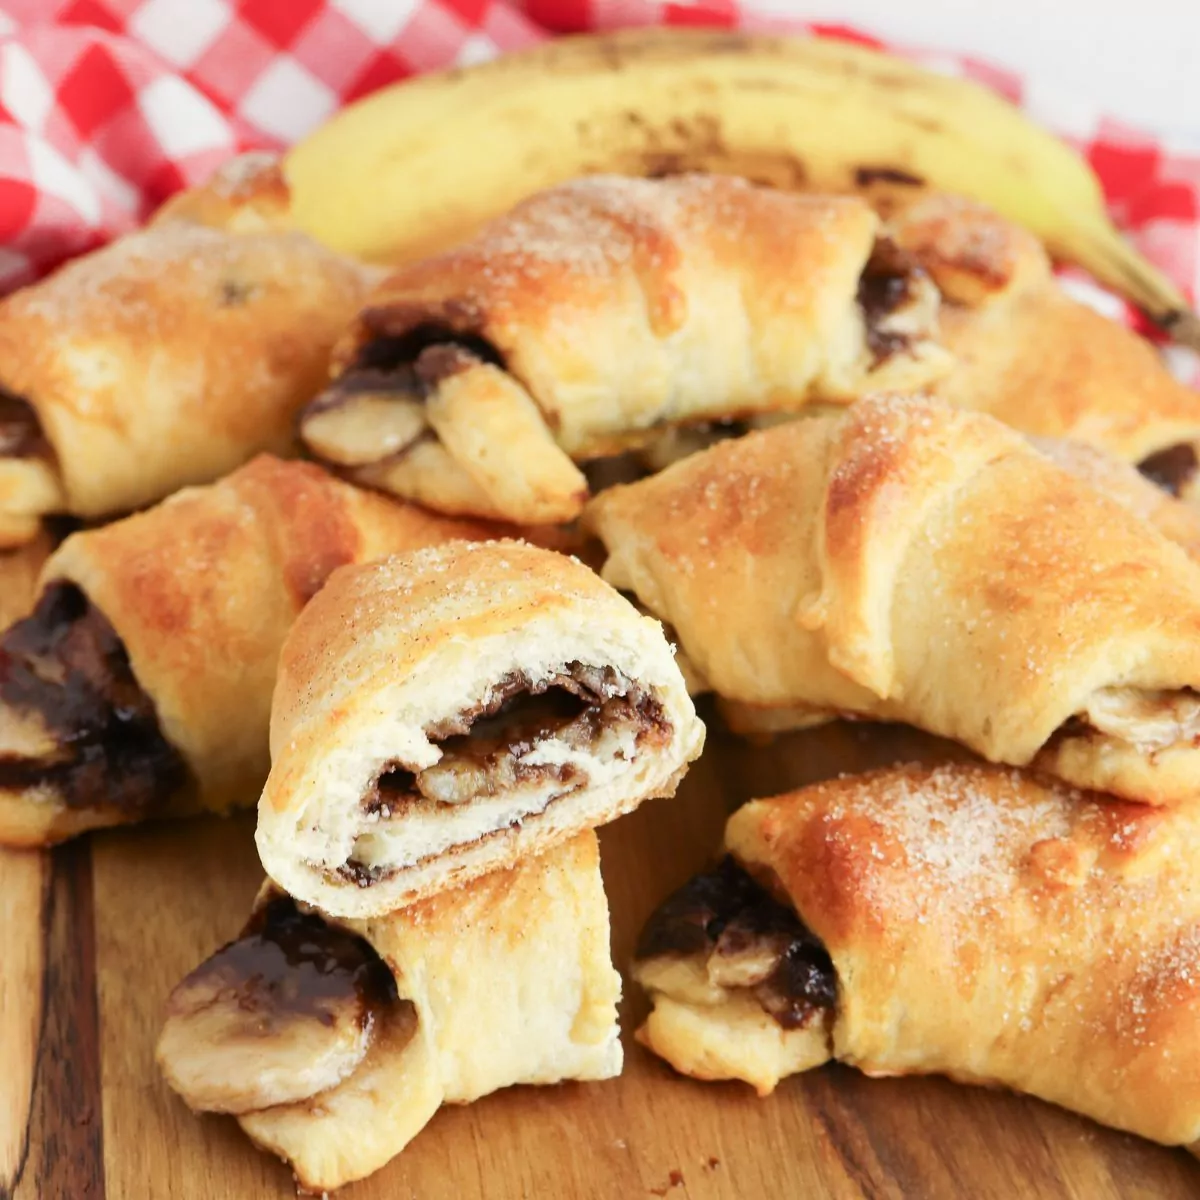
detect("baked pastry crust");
top-left (150, 152), bottom-right (295, 234)
top-left (158, 831), bottom-right (622, 1193)
top-left (298, 174), bottom-right (951, 524)
top-left (636, 763), bottom-right (1200, 1153)
top-left (0, 164), bottom-right (372, 544)
top-left (0, 456), bottom-right (490, 846)
top-left (256, 539), bottom-right (705, 918)
top-left (892, 194), bottom-right (1200, 487)
top-left (585, 395), bottom-right (1200, 805)
top-left (1031, 436), bottom-right (1200, 560)
top-left (639, 419), bottom-right (1200, 562)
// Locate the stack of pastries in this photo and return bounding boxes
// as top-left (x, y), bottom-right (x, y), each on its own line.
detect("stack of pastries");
top-left (6, 153), bottom-right (1200, 1190)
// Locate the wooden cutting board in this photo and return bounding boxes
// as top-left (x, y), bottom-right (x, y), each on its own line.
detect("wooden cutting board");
top-left (6, 716), bottom-right (1200, 1200)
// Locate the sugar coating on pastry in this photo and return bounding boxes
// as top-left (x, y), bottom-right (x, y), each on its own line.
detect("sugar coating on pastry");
top-left (256, 539), bottom-right (705, 918)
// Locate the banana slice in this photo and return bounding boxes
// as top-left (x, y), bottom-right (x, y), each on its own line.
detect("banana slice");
top-left (157, 897), bottom-right (396, 1114)
top-left (300, 388), bottom-right (428, 468)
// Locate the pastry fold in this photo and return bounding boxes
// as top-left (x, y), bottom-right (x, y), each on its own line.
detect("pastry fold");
top-left (0, 157), bottom-right (372, 546)
top-left (891, 194), bottom-right (1200, 497)
top-left (585, 395), bottom-right (1200, 805)
top-left (298, 174), bottom-right (951, 524)
top-left (634, 764), bottom-right (1200, 1154)
top-left (0, 456), bottom-right (489, 846)
top-left (256, 539), bottom-right (705, 918)
top-left (158, 831), bottom-right (621, 1193)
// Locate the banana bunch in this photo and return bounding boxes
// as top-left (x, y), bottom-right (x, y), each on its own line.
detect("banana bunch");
top-left (286, 28), bottom-right (1199, 347)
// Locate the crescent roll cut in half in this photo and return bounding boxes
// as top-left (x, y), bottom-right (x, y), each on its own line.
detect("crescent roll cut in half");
top-left (0, 456), bottom-right (492, 847)
top-left (298, 174), bottom-right (953, 525)
top-left (887, 193), bottom-right (1200, 499)
top-left (0, 161), bottom-right (372, 548)
top-left (256, 540), bottom-right (705, 918)
top-left (159, 831), bottom-right (621, 1194)
top-left (585, 395), bottom-right (1200, 805)
top-left (634, 764), bottom-right (1200, 1155)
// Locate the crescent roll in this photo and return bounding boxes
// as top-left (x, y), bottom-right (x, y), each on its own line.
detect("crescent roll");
top-left (298, 174), bottom-right (952, 524)
top-left (635, 764), bottom-right (1200, 1155)
top-left (585, 395), bottom-right (1200, 805)
top-left (0, 456), bottom-right (491, 846)
top-left (256, 540), bottom-right (705, 918)
top-left (0, 162), bottom-right (372, 547)
top-left (888, 194), bottom-right (1200, 497)
top-left (159, 831), bottom-right (621, 1194)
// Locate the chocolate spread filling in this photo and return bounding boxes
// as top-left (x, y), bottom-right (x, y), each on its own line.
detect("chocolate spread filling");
top-left (305, 328), bottom-right (502, 422)
top-left (857, 241), bottom-right (920, 366)
top-left (207, 894), bottom-right (398, 1025)
top-left (339, 665), bottom-right (671, 886)
top-left (636, 855), bottom-right (836, 1030)
top-left (1138, 443), bottom-right (1198, 497)
top-left (0, 582), bottom-right (188, 812)
top-left (0, 391), bottom-right (47, 459)
top-left (364, 663), bottom-right (670, 816)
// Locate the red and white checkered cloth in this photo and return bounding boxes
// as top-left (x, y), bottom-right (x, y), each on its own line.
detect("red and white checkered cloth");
top-left (2, 0), bottom-right (1199, 377)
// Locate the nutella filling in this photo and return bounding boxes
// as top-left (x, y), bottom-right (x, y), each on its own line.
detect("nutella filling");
top-left (338, 664), bottom-right (671, 885)
top-left (158, 894), bottom-right (406, 1114)
top-left (300, 327), bottom-right (503, 469)
top-left (857, 240), bottom-right (931, 366)
top-left (0, 582), bottom-right (189, 812)
top-left (1138, 443), bottom-right (1198, 498)
top-left (227, 896), bottom-right (397, 1023)
top-left (636, 855), bottom-right (836, 1030)
top-left (0, 391), bottom-right (48, 460)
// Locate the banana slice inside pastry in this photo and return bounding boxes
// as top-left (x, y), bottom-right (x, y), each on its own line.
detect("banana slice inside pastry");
top-left (159, 895), bottom-right (399, 1113)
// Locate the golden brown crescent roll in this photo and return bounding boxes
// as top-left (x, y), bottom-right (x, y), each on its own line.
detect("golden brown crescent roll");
top-left (584, 395), bottom-right (1200, 806)
top-left (887, 194), bottom-right (1200, 497)
top-left (635, 764), bottom-right (1200, 1155)
top-left (0, 170), bottom-right (372, 548)
top-left (256, 540), bottom-right (705, 918)
top-left (159, 831), bottom-right (621, 1193)
top-left (0, 456), bottom-right (493, 847)
top-left (297, 174), bottom-right (952, 525)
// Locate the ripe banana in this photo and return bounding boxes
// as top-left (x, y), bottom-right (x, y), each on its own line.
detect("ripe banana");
top-left (285, 28), bottom-right (1200, 348)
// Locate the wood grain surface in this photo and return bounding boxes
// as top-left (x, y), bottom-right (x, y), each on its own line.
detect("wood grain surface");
top-left (7, 716), bottom-right (1200, 1199)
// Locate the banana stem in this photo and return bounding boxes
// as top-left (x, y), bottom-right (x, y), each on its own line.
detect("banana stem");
top-left (1161, 310), bottom-right (1200, 354)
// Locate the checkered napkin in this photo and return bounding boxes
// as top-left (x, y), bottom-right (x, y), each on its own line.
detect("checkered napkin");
top-left (2, 0), bottom-right (1199, 378)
